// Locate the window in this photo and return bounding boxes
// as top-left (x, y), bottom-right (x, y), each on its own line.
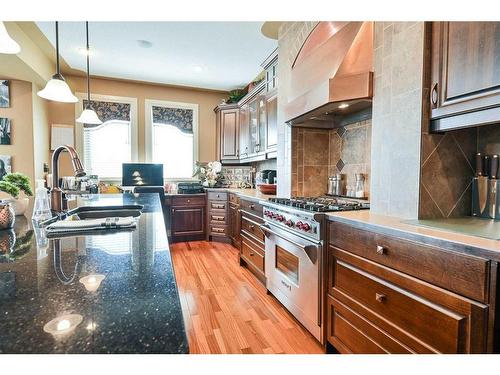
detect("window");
top-left (75, 94), bottom-right (137, 181)
top-left (83, 120), bottom-right (131, 179)
top-left (145, 100), bottom-right (198, 180)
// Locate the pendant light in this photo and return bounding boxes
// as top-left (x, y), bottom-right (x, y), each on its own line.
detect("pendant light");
top-left (37, 22), bottom-right (78, 103)
top-left (0, 22), bottom-right (21, 54)
top-left (76, 22), bottom-right (102, 125)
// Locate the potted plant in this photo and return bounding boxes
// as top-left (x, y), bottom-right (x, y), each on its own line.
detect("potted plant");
top-left (0, 172), bottom-right (33, 217)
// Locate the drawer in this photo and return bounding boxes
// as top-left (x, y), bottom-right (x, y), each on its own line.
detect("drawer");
top-left (208, 191), bottom-right (228, 201)
top-left (209, 224), bottom-right (228, 236)
top-left (329, 222), bottom-right (490, 302)
top-left (240, 198), bottom-right (263, 217)
top-left (241, 215), bottom-right (264, 243)
top-left (209, 212), bottom-right (227, 225)
top-left (241, 234), bottom-right (265, 272)
top-left (327, 295), bottom-right (414, 354)
top-left (208, 201), bottom-right (227, 211)
top-left (332, 255), bottom-right (473, 353)
top-left (172, 195), bottom-right (206, 207)
top-left (229, 193), bottom-right (240, 205)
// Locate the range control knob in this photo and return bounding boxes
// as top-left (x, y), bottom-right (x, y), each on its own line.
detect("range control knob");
top-left (302, 223), bottom-right (311, 231)
top-left (295, 221), bottom-right (303, 229)
top-left (278, 215), bottom-right (285, 222)
top-left (285, 219), bottom-right (294, 227)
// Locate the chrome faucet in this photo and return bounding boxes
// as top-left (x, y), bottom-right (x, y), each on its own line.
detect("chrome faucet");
top-left (51, 145), bottom-right (86, 213)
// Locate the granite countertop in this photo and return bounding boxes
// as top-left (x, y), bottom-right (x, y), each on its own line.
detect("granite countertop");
top-left (326, 210), bottom-right (500, 262)
top-left (205, 187), bottom-right (276, 201)
top-left (0, 193), bottom-right (188, 354)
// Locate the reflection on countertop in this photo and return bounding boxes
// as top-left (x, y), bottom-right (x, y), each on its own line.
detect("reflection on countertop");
top-left (0, 193), bottom-right (188, 354)
top-left (326, 210), bottom-right (500, 261)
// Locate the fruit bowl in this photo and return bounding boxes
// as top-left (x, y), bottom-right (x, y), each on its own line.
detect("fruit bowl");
top-left (257, 184), bottom-right (277, 195)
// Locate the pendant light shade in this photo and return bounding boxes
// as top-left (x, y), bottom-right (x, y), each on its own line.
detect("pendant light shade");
top-left (76, 21), bottom-right (102, 125)
top-left (0, 22), bottom-right (21, 54)
top-left (37, 22), bottom-right (78, 103)
top-left (76, 108), bottom-right (102, 124)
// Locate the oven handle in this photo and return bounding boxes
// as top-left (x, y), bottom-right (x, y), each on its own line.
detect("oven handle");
top-left (260, 224), bottom-right (320, 264)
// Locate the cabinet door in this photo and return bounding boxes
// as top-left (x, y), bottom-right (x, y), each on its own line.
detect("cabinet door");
top-left (239, 104), bottom-right (250, 159)
top-left (229, 204), bottom-right (241, 248)
top-left (265, 93), bottom-right (278, 151)
top-left (171, 207), bottom-right (205, 236)
top-left (257, 95), bottom-right (266, 154)
top-left (220, 109), bottom-right (239, 160)
top-left (248, 98), bottom-right (259, 156)
top-left (431, 22), bottom-right (500, 121)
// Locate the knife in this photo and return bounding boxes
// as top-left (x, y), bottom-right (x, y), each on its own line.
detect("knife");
top-left (475, 152), bottom-right (484, 177)
top-left (490, 154), bottom-right (499, 179)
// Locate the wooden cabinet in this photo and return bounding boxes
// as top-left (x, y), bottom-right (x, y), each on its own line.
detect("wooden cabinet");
top-left (206, 190), bottom-right (230, 242)
top-left (229, 193), bottom-right (241, 249)
top-left (430, 22), bottom-right (500, 131)
top-left (262, 47), bottom-right (278, 94)
top-left (265, 92), bottom-right (278, 153)
top-left (169, 194), bottom-right (206, 242)
top-left (216, 105), bottom-right (239, 161)
top-left (239, 197), bottom-right (266, 284)
top-left (327, 220), bottom-right (496, 354)
top-left (239, 103), bottom-right (250, 159)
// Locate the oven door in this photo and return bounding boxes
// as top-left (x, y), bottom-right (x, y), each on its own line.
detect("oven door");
top-left (260, 222), bottom-right (323, 343)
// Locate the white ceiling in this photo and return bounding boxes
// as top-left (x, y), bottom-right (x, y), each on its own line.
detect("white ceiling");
top-left (36, 22), bottom-right (277, 91)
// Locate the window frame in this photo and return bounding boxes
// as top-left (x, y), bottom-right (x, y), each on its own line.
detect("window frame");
top-left (75, 93), bottom-right (138, 183)
top-left (145, 99), bottom-right (199, 182)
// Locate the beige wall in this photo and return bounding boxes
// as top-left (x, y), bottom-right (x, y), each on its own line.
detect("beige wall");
top-left (32, 83), bottom-right (50, 181)
top-left (0, 80), bottom-right (35, 187)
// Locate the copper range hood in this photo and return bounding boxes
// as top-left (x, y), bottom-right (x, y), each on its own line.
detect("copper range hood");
top-left (285, 21), bottom-right (374, 127)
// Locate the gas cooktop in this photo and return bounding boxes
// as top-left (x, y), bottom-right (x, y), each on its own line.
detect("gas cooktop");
top-left (268, 196), bottom-right (370, 212)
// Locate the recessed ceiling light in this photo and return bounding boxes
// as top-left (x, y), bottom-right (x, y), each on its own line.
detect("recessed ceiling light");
top-left (338, 103), bottom-right (349, 109)
top-left (192, 65), bottom-right (206, 73)
top-left (137, 39), bottom-right (153, 49)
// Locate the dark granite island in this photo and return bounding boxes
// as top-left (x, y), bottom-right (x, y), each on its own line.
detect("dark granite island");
top-left (0, 193), bottom-right (188, 354)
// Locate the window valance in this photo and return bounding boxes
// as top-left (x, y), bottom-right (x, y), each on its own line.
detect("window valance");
top-left (152, 106), bottom-right (193, 134)
top-left (83, 100), bottom-right (131, 128)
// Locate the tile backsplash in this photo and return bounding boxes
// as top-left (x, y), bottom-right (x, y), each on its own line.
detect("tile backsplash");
top-left (419, 123), bottom-right (500, 219)
top-left (291, 119), bottom-right (372, 198)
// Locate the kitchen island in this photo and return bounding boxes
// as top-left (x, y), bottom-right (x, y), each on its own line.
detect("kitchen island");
top-left (0, 193), bottom-right (188, 354)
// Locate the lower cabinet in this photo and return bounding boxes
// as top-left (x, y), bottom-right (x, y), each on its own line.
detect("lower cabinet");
top-left (168, 194), bottom-right (206, 243)
top-left (207, 191), bottom-right (231, 242)
top-left (327, 220), bottom-right (495, 354)
top-left (239, 197), bottom-right (266, 284)
top-left (229, 193), bottom-right (241, 249)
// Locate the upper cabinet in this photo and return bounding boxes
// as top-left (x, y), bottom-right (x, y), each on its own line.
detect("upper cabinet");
top-left (216, 105), bottom-right (239, 161)
top-left (430, 22), bottom-right (500, 132)
top-left (215, 48), bottom-right (278, 163)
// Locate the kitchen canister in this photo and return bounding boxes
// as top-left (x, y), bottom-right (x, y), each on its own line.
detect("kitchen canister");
top-left (0, 202), bottom-right (15, 230)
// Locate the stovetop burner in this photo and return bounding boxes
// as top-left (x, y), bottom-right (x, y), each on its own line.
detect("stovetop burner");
top-left (268, 196), bottom-right (369, 212)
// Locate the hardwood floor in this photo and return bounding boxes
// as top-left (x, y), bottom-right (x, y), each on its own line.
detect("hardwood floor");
top-left (170, 240), bottom-right (324, 354)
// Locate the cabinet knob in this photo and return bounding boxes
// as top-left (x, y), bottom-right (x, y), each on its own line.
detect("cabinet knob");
top-left (187, 199), bottom-right (191, 203)
top-left (249, 204), bottom-right (255, 209)
top-left (375, 293), bottom-right (386, 303)
top-left (216, 194), bottom-right (220, 198)
top-left (376, 245), bottom-right (386, 255)
top-left (250, 224), bottom-right (255, 229)
top-left (249, 252), bottom-right (254, 256)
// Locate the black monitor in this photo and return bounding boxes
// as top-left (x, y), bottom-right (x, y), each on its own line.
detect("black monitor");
top-left (122, 163), bottom-right (163, 187)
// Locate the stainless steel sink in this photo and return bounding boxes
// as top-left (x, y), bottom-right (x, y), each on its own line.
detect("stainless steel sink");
top-left (42, 205), bottom-right (144, 226)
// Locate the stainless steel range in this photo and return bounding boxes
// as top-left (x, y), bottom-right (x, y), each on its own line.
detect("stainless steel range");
top-left (259, 196), bottom-right (369, 343)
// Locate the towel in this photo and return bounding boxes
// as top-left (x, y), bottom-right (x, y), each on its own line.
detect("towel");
top-left (46, 216), bottom-right (136, 234)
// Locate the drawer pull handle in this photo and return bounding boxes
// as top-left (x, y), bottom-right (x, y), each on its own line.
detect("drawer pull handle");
top-left (376, 245), bottom-right (386, 255)
top-left (249, 225), bottom-right (255, 229)
top-left (213, 228), bottom-right (224, 233)
top-left (249, 204), bottom-right (255, 209)
top-left (216, 194), bottom-right (220, 198)
top-left (249, 252), bottom-right (254, 256)
top-left (281, 279), bottom-right (292, 290)
top-left (212, 216), bottom-right (224, 221)
top-left (375, 293), bottom-right (386, 303)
